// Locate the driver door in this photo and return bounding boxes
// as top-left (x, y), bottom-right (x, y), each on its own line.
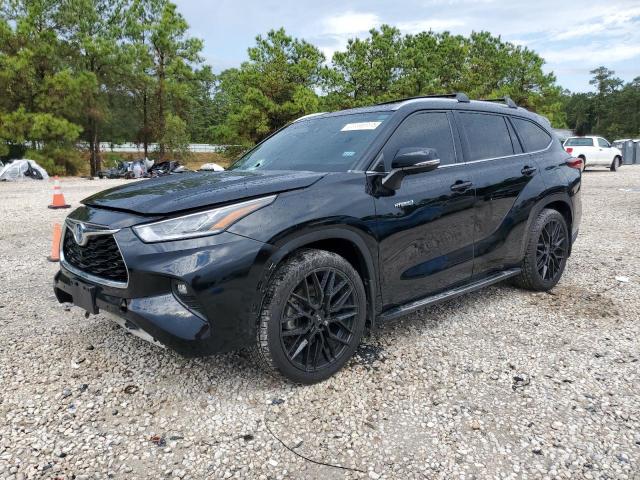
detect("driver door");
top-left (373, 111), bottom-right (476, 308)
top-left (596, 137), bottom-right (611, 163)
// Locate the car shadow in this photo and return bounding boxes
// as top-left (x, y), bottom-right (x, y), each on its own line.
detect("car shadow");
top-left (86, 281), bottom-right (521, 388)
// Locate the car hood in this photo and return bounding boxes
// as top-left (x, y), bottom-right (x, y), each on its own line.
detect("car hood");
top-left (82, 170), bottom-right (325, 215)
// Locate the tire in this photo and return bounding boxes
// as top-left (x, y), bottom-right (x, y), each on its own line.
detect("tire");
top-left (610, 156), bottom-right (620, 171)
top-left (579, 156), bottom-right (587, 171)
top-left (252, 249), bottom-right (367, 384)
top-left (513, 209), bottom-right (569, 291)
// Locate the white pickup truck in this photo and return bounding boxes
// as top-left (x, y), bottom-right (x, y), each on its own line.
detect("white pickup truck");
top-left (563, 136), bottom-right (623, 171)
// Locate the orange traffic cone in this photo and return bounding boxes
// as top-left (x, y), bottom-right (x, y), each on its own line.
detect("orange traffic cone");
top-left (48, 223), bottom-right (62, 262)
top-left (48, 176), bottom-right (70, 209)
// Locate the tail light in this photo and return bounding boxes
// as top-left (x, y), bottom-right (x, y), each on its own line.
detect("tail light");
top-left (565, 147), bottom-right (573, 154)
top-left (567, 157), bottom-right (583, 169)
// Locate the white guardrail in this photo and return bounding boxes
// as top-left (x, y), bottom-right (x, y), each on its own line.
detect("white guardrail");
top-left (77, 142), bottom-right (231, 153)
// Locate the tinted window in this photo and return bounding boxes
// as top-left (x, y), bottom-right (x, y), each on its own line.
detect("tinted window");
top-left (565, 137), bottom-right (593, 147)
top-left (512, 117), bottom-right (552, 152)
top-left (459, 113), bottom-right (514, 161)
top-left (383, 112), bottom-right (456, 168)
top-left (597, 138), bottom-right (610, 148)
top-left (231, 112), bottom-right (391, 172)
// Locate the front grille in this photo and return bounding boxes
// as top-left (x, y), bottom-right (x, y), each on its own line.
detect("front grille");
top-left (62, 228), bottom-right (128, 284)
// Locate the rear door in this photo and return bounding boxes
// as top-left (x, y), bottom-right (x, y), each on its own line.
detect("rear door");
top-left (373, 111), bottom-right (476, 307)
top-left (455, 111), bottom-right (545, 275)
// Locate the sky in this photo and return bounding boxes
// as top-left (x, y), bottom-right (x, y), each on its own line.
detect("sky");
top-left (174, 0), bottom-right (640, 92)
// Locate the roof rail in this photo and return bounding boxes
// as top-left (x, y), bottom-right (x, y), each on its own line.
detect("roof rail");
top-left (293, 112), bottom-right (327, 122)
top-left (376, 92), bottom-right (470, 105)
top-left (480, 96), bottom-right (518, 109)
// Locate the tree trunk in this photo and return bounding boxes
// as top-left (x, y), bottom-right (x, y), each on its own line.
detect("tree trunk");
top-left (89, 136), bottom-right (96, 177)
top-left (157, 54), bottom-right (165, 160)
top-left (93, 127), bottom-right (101, 174)
top-left (143, 88), bottom-right (149, 158)
top-left (88, 117), bottom-right (97, 177)
top-left (87, 116), bottom-right (102, 177)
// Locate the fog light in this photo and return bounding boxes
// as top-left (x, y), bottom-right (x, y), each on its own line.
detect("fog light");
top-left (172, 280), bottom-right (205, 319)
top-left (176, 282), bottom-right (188, 295)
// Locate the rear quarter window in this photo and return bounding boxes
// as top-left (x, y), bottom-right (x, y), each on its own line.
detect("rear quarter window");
top-left (459, 113), bottom-right (514, 161)
top-left (511, 118), bottom-right (552, 152)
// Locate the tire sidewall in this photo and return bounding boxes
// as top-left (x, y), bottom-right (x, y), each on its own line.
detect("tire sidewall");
top-left (525, 210), bottom-right (569, 290)
top-left (264, 252), bottom-right (367, 384)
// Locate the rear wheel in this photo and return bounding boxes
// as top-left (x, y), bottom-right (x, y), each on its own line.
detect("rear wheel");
top-left (253, 249), bottom-right (367, 384)
top-left (513, 209), bottom-right (569, 291)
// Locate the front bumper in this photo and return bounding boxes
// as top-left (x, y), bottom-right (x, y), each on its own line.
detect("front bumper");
top-left (54, 216), bottom-right (275, 356)
top-left (54, 268), bottom-right (214, 355)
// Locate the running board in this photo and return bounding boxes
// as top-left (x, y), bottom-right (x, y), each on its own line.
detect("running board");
top-left (379, 268), bottom-right (521, 322)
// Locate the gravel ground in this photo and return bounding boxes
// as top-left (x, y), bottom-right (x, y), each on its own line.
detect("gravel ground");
top-left (1, 168), bottom-right (639, 480)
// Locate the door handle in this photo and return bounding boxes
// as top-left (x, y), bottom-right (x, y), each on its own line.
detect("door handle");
top-left (521, 165), bottom-right (537, 176)
top-left (450, 180), bottom-right (473, 192)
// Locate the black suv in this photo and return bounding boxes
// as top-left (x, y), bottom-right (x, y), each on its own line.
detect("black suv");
top-left (54, 93), bottom-right (581, 383)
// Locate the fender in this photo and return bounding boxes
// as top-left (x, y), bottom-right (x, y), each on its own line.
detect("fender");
top-left (259, 227), bottom-right (380, 326)
top-left (519, 191), bottom-right (574, 259)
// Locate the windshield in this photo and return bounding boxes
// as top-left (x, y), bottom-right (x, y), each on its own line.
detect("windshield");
top-left (230, 112), bottom-right (391, 172)
top-left (565, 137), bottom-right (593, 146)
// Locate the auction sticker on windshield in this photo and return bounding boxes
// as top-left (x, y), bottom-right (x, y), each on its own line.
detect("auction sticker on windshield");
top-left (341, 121), bottom-right (382, 131)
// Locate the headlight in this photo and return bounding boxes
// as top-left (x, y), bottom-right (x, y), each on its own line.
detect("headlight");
top-left (133, 195), bottom-right (276, 242)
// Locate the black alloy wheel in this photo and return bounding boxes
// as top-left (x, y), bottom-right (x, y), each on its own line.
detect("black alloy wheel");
top-left (513, 209), bottom-right (569, 291)
top-left (536, 219), bottom-right (566, 282)
top-left (253, 249), bottom-right (366, 384)
top-left (281, 268), bottom-right (358, 371)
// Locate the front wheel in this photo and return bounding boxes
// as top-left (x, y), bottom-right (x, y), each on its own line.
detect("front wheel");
top-left (253, 249), bottom-right (367, 384)
top-left (610, 156), bottom-right (621, 171)
top-left (513, 209), bottom-right (569, 291)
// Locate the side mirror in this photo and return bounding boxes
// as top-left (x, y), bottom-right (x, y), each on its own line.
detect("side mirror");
top-left (382, 147), bottom-right (440, 190)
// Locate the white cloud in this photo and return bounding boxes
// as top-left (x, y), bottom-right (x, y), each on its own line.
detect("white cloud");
top-left (322, 11), bottom-right (381, 35)
top-left (549, 5), bottom-right (640, 41)
top-left (542, 43), bottom-right (640, 64)
top-left (552, 24), bottom-right (606, 41)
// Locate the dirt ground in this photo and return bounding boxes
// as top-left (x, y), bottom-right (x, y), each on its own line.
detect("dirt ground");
top-left (0, 166), bottom-right (639, 479)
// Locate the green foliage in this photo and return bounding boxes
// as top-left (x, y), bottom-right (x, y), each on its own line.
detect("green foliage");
top-left (329, 25), bottom-right (403, 105)
top-left (325, 27), bottom-right (564, 126)
top-left (26, 146), bottom-right (83, 175)
top-left (161, 113), bottom-right (190, 159)
top-left (213, 26), bottom-right (574, 143)
top-left (0, 1), bottom-right (89, 174)
top-left (211, 28), bottom-right (326, 145)
top-left (119, 0), bottom-right (212, 157)
top-left (0, 108), bottom-right (81, 145)
top-left (0, 108), bottom-right (81, 173)
top-left (1, 1), bottom-right (637, 176)
top-left (103, 151), bottom-right (126, 167)
top-left (563, 68), bottom-right (640, 139)
top-left (0, 0), bottom-right (208, 174)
